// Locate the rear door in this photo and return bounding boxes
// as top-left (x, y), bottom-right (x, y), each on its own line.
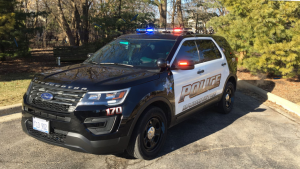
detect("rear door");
top-left (193, 37), bottom-right (230, 104)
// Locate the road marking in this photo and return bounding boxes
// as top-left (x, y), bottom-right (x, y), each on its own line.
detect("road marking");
top-left (0, 113), bottom-right (21, 123)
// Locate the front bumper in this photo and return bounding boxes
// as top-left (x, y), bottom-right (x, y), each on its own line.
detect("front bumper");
top-left (21, 118), bottom-right (129, 154)
top-left (21, 103), bottom-right (131, 154)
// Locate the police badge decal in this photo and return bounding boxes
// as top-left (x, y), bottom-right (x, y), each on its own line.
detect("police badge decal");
top-left (163, 77), bottom-right (173, 95)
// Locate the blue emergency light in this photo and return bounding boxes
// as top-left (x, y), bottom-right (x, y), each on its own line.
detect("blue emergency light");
top-left (146, 28), bottom-right (154, 33)
top-left (136, 28), bottom-right (146, 33)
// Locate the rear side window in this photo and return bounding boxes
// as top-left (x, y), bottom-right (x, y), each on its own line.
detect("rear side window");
top-left (214, 37), bottom-right (235, 58)
top-left (195, 40), bottom-right (221, 62)
top-left (174, 40), bottom-right (199, 64)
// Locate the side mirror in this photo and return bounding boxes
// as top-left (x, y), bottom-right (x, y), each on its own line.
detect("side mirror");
top-left (177, 60), bottom-right (195, 70)
top-left (157, 58), bottom-right (167, 68)
top-left (87, 53), bottom-right (94, 58)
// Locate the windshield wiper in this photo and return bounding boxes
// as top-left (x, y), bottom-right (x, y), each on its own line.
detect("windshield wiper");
top-left (99, 63), bottom-right (133, 67)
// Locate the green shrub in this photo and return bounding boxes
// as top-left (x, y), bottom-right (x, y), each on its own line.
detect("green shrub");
top-left (208, 0), bottom-right (300, 78)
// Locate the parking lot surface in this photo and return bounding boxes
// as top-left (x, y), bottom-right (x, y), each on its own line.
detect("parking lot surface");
top-left (1, 91), bottom-right (300, 169)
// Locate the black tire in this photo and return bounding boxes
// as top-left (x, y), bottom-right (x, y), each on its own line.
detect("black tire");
top-left (218, 82), bottom-right (235, 114)
top-left (126, 106), bottom-right (168, 160)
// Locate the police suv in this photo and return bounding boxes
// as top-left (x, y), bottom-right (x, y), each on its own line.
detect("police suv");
top-left (22, 29), bottom-right (237, 160)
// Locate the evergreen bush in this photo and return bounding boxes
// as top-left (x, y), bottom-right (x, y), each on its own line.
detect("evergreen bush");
top-left (208, 0), bottom-right (300, 78)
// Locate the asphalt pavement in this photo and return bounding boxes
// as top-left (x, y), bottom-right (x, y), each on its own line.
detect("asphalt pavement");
top-left (1, 91), bottom-right (300, 169)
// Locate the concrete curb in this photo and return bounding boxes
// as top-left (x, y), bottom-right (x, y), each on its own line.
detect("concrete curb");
top-left (0, 103), bottom-right (22, 117)
top-left (237, 79), bottom-right (300, 117)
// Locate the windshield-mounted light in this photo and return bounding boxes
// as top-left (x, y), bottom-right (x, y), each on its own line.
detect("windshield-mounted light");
top-left (78, 88), bottom-right (130, 106)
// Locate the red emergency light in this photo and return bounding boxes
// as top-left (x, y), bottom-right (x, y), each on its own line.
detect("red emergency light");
top-left (178, 61), bottom-right (188, 66)
top-left (173, 28), bottom-right (182, 32)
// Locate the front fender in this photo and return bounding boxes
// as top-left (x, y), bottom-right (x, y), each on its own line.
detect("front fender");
top-left (121, 72), bottom-right (175, 138)
top-left (128, 95), bottom-right (173, 136)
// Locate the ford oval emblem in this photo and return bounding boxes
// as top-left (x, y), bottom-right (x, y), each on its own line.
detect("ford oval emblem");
top-left (41, 93), bottom-right (53, 100)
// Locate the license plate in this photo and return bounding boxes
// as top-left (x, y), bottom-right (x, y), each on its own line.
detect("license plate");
top-left (33, 117), bottom-right (50, 134)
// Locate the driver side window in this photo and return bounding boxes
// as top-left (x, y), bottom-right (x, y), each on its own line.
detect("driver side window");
top-left (174, 40), bottom-right (200, 65)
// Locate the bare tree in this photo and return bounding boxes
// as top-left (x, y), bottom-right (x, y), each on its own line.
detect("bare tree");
top-left (185, 0), bottom-right (221, 33)
top-left (176, 0), bottom-right (184, 27)
top-left (56, 0), bottom-right (76, 46)
top-left (171, 0), bottom-right (176, 28)
top-left (213, 0), bottom-right (227, 16)
top-left (154, 0), bottom-right (167, 28)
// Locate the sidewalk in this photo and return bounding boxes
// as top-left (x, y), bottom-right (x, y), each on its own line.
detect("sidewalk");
top-left (237, 79), bottom-right (300, 118)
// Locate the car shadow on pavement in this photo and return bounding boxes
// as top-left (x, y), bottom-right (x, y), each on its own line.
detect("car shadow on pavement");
top-left (156, 90), bottom-right (270, 158)
top-left (240, 80), bottom-right (275, 93)
top-left (115, 89), bottom-right (275, 160)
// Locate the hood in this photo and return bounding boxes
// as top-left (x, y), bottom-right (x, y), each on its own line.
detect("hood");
top-left (34, 64), bottom-right (160, 91)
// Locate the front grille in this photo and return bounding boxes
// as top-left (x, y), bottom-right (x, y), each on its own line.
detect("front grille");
top-left (27, 82), bottom-right (86, 113)
top-left (26, 121), bottom-right (67, 144)
top-left (26, 107), bottom-right (71, 122)
top-left (32, 98), bottom-right (70, 112)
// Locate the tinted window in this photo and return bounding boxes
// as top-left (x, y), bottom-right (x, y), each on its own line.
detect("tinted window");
top-left (174, 40), bottom-right (199, 64)
top-left (195, 40), bottom-right (221, 62)
top-left (213, 36), bottom-right (235, 58)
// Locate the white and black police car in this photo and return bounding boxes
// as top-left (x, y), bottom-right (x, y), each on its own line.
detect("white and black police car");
top-left (21, 28), bottom-right (237, 160)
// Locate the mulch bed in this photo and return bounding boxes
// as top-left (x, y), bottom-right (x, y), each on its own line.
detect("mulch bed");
top-left (237, 68), bottom-right (300, 105)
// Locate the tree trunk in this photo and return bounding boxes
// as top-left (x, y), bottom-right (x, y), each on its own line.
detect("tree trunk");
top-left (171, 0), bottom-right (176, 28)
top-left (57, 0), bottom-right (76, 46)
top-left (43, 17), bottom-right (47, 47)
top-left (82, 0), bottom-right (89, 44)
top-left (176, 0), bottom-right (184, 27)
top-left (34, 0), bottom-right (38, 28)
top-left (195, 14), bottom-right (198, 33)
top-left (156, 0), bottom-right (167, 28)
top-left (71, 1), bottom-right (84, 46)
top-left (118, 0), bottom-right (122, 18)
top-left (203, 21), bottom-right (207, 34)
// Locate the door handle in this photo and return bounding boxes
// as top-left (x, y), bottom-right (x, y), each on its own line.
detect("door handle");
top-left (221, 63), bottom-right (227, 66)
top-left (197, 70), bottom-right (204, 74)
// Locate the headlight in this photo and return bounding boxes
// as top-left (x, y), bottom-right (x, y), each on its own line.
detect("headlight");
top-left (78, 88), bottom-right (130, 106)
top-left (26, 82), bottom-right (33, 96)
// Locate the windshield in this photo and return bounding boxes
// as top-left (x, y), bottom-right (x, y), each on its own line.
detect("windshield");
top-left (84, 39), bottom-right (176, 68)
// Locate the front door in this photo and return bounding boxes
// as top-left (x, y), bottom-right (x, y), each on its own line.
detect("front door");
top-left (171, 37), bottom-right (229, 116)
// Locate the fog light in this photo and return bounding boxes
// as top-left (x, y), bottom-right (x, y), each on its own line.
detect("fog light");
top-left (84, 116), bottom-right (116, 135)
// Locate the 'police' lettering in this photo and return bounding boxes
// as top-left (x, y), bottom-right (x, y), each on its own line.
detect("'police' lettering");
top-left (179, 85), bottom-right (191, 103)
top-left (178, 74), bottom-right (221, 103)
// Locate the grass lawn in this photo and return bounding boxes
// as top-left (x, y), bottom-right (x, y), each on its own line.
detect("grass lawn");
top-left (0, 73), bottom-right (35, 107)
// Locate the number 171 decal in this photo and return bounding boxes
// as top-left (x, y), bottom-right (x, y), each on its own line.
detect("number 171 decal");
top-left (106, 107), bottom-right (122, 116)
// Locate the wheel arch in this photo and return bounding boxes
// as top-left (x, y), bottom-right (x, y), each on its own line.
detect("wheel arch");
top-left (227, 75), bottom-right (237, 91)
top-left (221, 74), bottom-right (237, 97)
top-left (127, 96), bottom-right (173, 138)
